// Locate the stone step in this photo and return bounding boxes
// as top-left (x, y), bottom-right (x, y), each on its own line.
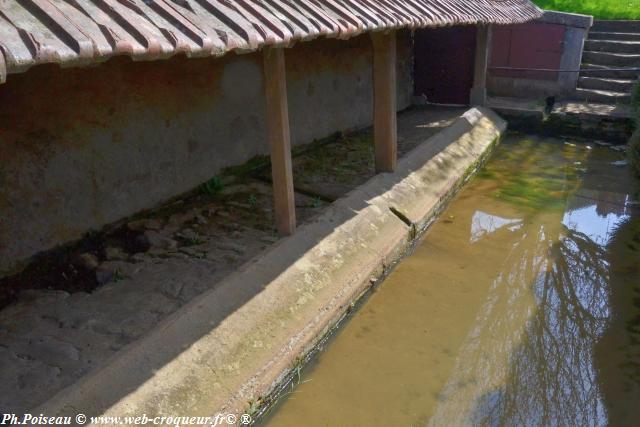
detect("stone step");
top-left (588, 31), bottom-right (640, 41)
top-left (581, 63), bottom-right (640, 79)
top-left (592, 20), bottom-right (640, 33)
top-left (489, 98), bottom-right (633, 144)
top-left (582, 50), bottom-right (640, 67)
top-left (584, 39), bottom-right (640, 54)
top-left (573, 87), bottom-right (631, 104)
top-left (553, 101), bottom-right (633, 120)
top-left (578, 76), bottom-right (637, 92)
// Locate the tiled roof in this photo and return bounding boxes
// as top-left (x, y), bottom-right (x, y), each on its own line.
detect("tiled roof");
top-left (0, 0), bottom-right (542, 81)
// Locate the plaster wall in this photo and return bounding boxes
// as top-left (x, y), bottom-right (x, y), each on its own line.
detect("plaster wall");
top-left (0, 31), bottom-right (414, 277)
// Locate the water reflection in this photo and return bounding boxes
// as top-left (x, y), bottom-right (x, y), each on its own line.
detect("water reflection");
top-left (432, 142), bottom-right (634, 426)
top-left (563, 190), bottom-right (631, 246)
top-left (261, 136), bottom-right (640, 427)
top-left (470, 211), bottom-right (522, 243)
top-left (432, 213), bottom-right (616, 426)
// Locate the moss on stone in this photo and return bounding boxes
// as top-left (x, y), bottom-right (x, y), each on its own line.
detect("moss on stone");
top-left (630, 83), bottom-right (640, 177)
top-left (629, 130), bottom-right (640, 178)
top-left (632, 81), bottom-right (640, 130)
top-left (222, 154), bottom-right (271, 177)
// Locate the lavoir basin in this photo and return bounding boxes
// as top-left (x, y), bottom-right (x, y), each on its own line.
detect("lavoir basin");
top-left (260, 135), bottom-right (640, 427)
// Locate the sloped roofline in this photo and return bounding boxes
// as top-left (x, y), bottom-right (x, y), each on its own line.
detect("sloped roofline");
top-left (0, 0), bottom-right (542, 82)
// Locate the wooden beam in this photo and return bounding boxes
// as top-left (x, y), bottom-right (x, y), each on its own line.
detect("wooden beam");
top-left (371, 30), bottom-right (397, 173)
top-left (470, 25), bottom-right (492, 106)
top-left (263, 47), bottom-right (296, 235)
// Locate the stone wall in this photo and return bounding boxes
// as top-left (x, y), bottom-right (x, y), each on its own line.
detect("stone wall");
top-left (0, 31), bottom-right (414, 277)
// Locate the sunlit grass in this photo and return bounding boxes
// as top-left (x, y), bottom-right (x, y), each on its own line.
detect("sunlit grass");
top-left (533, 0), bottom-right (640, 19)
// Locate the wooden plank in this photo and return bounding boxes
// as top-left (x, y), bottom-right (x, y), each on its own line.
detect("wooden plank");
top-left (470, 25), bottom-right (492, 106)
top-left (371, 30), bottom-right (397, 173)
top-left (263, 46), bottom-right (296, 235)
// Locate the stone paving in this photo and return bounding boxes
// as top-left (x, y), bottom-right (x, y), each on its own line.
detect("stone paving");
top-left (0, 106), bottom-right (464, 413)
top-left (280, 105), bottom-right (466, 201)
top-left (0, 179), bottom-right (328, 412)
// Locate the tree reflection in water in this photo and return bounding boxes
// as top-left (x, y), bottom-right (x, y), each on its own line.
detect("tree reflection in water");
top-left (429, 138), bottom-right (635, 427)
top-left (479, 228), bottom-right (610, 426)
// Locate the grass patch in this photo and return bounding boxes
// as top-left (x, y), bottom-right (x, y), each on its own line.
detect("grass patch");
top-left (533, 0), bottom-right (640, 19)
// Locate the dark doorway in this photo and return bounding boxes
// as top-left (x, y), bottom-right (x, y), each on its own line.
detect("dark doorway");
top-left (414, 26), bottom-right (476, 105)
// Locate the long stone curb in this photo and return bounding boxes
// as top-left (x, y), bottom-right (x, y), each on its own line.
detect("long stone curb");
top-left (37, 107), bottom-right (506, 425)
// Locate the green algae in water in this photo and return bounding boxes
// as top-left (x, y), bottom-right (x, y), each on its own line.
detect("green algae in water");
top-left (478, 138), bottom-right (586, 212)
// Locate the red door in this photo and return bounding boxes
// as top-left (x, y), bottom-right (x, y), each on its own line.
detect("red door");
top-left (413, 26), bottom-right (476, 105)
top-left (490, 23), bottom-right (566, 80)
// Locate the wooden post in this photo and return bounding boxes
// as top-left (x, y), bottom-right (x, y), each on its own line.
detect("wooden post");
top-left (263, 47), bottom-right (296, 235)
top-left (371, 31), bottom-right (397, 173)
top-left (470, 25), bottom-right (492, 106)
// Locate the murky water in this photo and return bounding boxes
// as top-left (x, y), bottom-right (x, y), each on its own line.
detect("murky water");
top-left (260, 136), bottom-right (640, 427)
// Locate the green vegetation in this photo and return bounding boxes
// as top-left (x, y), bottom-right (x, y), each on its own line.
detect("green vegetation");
top-left (185, 235), bottom-right (206, 246)
top-left (113, 268), bottom-right (125, 283)
top-left (629, 82), bottom-right (640, 177)
top-left (200, 176), bottom-right (224, 195)
top-left (632, 80), bottom-right (640, 123)
top-left (247, 193), bottom-right (258, 208)
top-left (630, 132), bottom-right (640, 177)
top-left (533, 0), bottom-right (640, 19)
top-left (222, 154), bottom-right (270, 177)
top-left (295, 133), bottom-right (374, 185)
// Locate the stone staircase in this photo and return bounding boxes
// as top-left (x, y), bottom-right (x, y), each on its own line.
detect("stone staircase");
top-left (488, 20), bottom-right (638, 143)
top-left (576, 20), bottom-right (640, 104)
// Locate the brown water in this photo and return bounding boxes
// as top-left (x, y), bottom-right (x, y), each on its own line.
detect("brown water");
top-left (260, 136), bottom-right (640, 427)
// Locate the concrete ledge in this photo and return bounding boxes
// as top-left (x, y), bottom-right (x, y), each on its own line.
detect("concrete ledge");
top-left (37, 107), bottom-right (506, 423)
top-left (358, 108), bottom-right (506, 232)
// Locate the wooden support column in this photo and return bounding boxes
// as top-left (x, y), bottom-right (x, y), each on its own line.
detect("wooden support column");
top-left (371, 31), bottom-right (397, 173)
top-left (470, 24), bottom-right (492, 106)
top-left (0, 50), bottom-right (6, 84)
top-left (263, 47), bottom-right (296, 235)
